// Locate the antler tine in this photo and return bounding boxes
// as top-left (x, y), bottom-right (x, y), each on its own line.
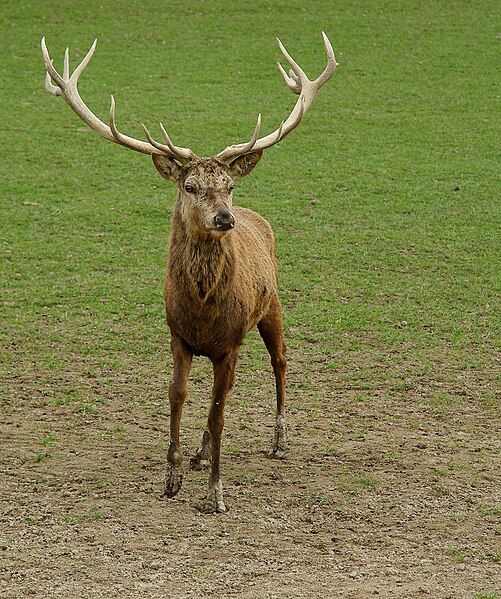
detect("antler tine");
top-left (272, 119), bottom-right (285, 144)
top-left (278, 98), bottom-right (304, 140)
top-left (216, 32), bottom-right (337, 165)
top-left (142, 123), bottom-right (169, 153)
top-left (160, 123), bottom-right (195, 161)
top-left (277, 62), bottom-right (301, 94)
top-left (109, 94), bottom-right (132, 148)
top-left (235, 114), bottom-right (262, 155)
top-left (63, 47), bottom-right (70, 80)
top-left (41, 37), bottom-right (196, 162)
top-left (70, 39), bottom-right (97, 84)
top-left (277, 38), bottom-right (307, 83)
top-left (41, 37), bottom-right (65, 88)
top-left (289, 69), bottom-right (300, 85)
top-left (160, 123), bottom-right (178, 153)
top-left (45, 65), bottom-right (61, 96)
top-left (316, 31), bottom-right (339, 89)
top-left (212, 114), bottom-right (262, 163)
top-left (141, 122), bottom-right (194, 163)
top-left (158, 123), bottom-right (182, 157)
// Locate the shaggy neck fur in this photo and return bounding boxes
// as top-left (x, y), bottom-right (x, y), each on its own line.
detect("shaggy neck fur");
top-left (170, 205), bottom-right (234, 303)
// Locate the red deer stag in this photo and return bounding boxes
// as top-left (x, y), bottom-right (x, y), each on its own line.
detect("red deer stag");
top-left (41, 34), bottom-right (338, 512)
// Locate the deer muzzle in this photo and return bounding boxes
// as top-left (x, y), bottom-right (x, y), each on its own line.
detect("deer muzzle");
top-left (214, 209), bottom-right (235, 231)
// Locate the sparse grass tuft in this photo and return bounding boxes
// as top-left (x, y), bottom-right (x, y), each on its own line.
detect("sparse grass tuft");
top-left (446, 546), bottom-right (466, 563)
top-left (190, 567), bottom-right (216, 580)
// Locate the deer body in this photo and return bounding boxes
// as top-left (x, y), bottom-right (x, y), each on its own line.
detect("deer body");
top-left (166, 204), bottom-right (277, 358)
top-left (42, 33), bottom-right (337, 512)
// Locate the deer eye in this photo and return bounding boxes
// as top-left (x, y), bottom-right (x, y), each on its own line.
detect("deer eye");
top-left (229, 182), bottom-right (235, 192)
top-left (184, 181), bottom-right (195, 193)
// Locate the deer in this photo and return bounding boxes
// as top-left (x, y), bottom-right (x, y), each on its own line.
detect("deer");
top-left (41, 33), bottom-right (338, 513)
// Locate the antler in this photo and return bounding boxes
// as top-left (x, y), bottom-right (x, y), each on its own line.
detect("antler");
top-left (216, 32), bottom-right (338, 165)
top-left (41, 37), bottom-right (195, 163)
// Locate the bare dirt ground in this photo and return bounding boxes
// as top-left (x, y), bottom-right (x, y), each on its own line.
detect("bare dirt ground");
top-left (1, 339), bottom-right (500, 598)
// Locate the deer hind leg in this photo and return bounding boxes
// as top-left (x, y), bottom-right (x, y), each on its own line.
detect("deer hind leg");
top-left (203, 350), bottom-right (238, 513)
top-left (164, 334), bottom-right (193, 498)
top-left (190, 429), bottom-right (211, 471)
top-left (257, 294), bottom-right (288, 458)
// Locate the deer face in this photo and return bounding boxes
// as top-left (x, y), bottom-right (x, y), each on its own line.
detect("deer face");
top-left (152, 153), bottom-right (262, 238)
top-left (181, 158), bottom-right (235, 236)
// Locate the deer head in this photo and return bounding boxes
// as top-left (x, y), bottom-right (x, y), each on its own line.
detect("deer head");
top-left (150, 154), bottom-right (264, 238)
top-left (41, 34), bottom-right (338, 237)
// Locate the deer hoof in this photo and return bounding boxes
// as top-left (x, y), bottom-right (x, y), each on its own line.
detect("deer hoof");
top-left (202, 481), bottom-right (226, 513)
top-left (164, 466), bottom-right (183, 497)
top-left (190, 454), bottom-right (210, 471)
top-left (268, 446), bottom-right (288, 460)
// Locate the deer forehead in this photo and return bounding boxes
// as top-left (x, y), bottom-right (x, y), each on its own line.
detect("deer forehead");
top-left (183, 159), bottom-right (232, 189)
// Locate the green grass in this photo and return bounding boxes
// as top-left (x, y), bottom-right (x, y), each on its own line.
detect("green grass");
top-left (445, 546), bottom-right (467, 563)
top-left (1, 2), bottom-right (499, 427)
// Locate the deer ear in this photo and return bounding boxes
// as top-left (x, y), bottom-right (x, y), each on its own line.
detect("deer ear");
top-left (225, 150), bottom-right (263, 179)
top-left (152, 154), bottom-right (182, 183)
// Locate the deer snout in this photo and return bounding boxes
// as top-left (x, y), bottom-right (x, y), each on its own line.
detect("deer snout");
top-left (214, 209), bottom-right (235, 231)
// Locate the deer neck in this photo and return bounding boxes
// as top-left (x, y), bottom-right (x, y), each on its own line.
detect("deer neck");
top-left (170, 209), bottom-right (234, 302)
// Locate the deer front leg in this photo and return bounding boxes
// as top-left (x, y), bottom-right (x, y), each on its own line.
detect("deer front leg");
top-left (258, 294), bottom-right (288, 458)
top-left (203, 351), bottom-right (238, 513)
top-left (164, 334), bottom-right (193, 498)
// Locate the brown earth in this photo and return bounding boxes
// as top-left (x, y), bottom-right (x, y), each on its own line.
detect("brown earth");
top-left (1, 338), bottom-right (500, 598)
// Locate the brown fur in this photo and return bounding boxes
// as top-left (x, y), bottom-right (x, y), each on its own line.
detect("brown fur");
top-left (153, 153), bottom-right (287, 513)
top-left (166, 205), bottom-right (277, 356)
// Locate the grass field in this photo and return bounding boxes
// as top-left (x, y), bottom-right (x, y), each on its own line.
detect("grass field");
top-left (1, 1), bottom-right (500, 597)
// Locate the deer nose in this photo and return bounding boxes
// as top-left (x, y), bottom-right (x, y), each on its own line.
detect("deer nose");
top-left (214, 210), bottom-right (235, 231)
